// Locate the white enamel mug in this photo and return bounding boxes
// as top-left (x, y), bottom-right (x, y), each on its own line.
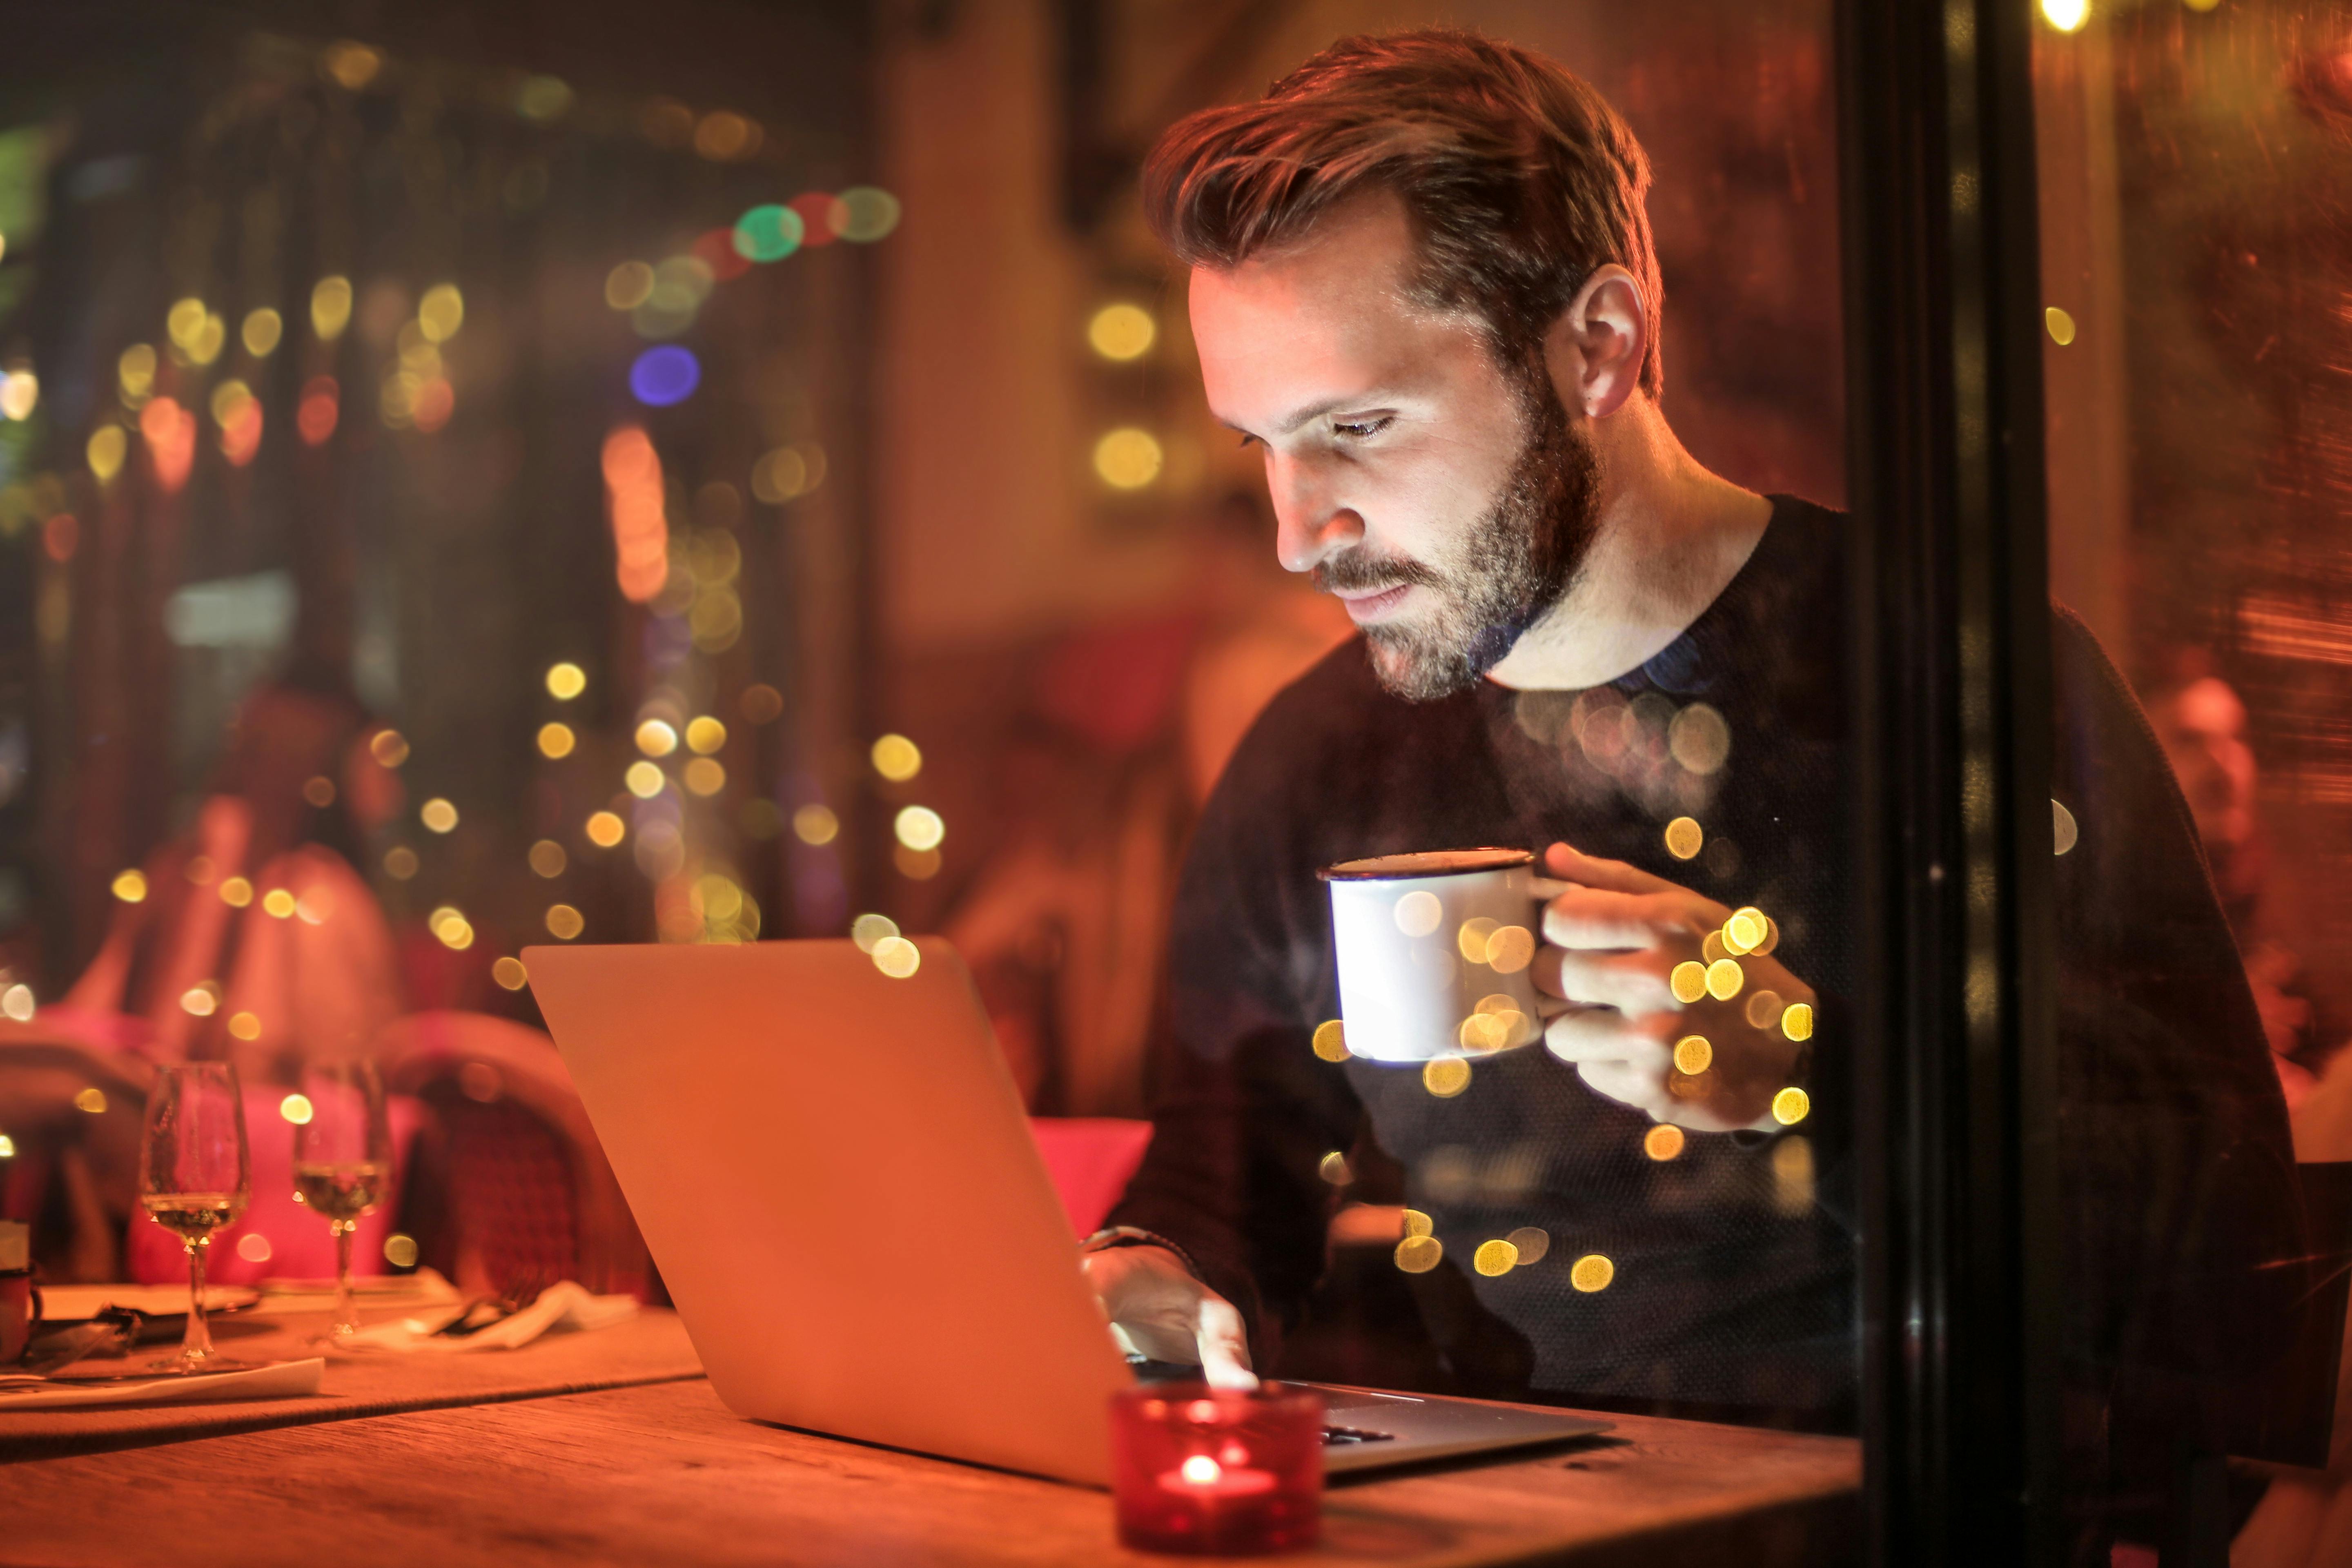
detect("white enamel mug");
top-left (1319, 848), bottom-right (1549, 1063)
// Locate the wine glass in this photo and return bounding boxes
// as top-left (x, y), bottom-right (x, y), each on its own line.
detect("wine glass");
top-left (138, 1063), bottom-right (254, 1372)
top-left (291, 1058), bottom-right (392, 1345)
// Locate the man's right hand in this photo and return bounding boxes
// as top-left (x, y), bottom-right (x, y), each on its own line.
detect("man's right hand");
top-left (1081, 1244), bottom-right (1258, 1390)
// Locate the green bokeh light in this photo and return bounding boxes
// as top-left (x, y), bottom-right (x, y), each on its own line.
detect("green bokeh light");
top-left (732, 205), bottom-right (805, 263)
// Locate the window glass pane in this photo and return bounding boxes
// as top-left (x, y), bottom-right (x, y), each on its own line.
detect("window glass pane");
top-left (2036, 2), bottom-right (2349, 1552)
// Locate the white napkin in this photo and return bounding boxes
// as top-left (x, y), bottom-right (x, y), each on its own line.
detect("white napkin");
top-left (340, 1281), bottom-right (637, 1353)
top-left (0, 1357), bottom-right (324, 1410)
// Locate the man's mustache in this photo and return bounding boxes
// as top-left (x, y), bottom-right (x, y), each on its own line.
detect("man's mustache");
top-left (1312, 550), bottom-right (1444, 596)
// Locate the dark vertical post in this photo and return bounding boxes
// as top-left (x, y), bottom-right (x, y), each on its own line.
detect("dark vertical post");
top-left (1838, 0), bottom-right (2059, 1561)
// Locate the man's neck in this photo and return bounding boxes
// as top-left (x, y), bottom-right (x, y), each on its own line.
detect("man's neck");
top-left (1485, 398), bottom-right (1773, 692)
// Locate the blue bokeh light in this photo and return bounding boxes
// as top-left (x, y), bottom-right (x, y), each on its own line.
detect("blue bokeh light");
top-left (629, 345), bottom-right (701, 407)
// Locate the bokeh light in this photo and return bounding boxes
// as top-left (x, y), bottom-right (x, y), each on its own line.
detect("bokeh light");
top-left (1773, 1087), bottom-right (1812, 1125)
top-left (635, 719), bottom-right (678, 757)
top-left (529, 840), bottom-right (568, 878)
top-left (515, 76), bottom-right (573, 122)
top-left (694, 111), bottom-right (758, 161)
top-left (1312, 1020), bottom-right (1349, 1062)
top-left (322, 41), bottom-right (381, 89)
top-left (0, 368), bottom-right (37, 422)
top-left (384, 846), bottom-right (418, 880)
top-left (537, 723), bottom-right (576, 759)
top-left (1643, 1123), bottom-right (1686, 1161)
top-left (871, 734), bottom-right (922, 781)
top-left (835, 187), bottom-right (902, 242)
top-left (1569, 1254), bottom-right (1615, 1293)
top-left (741, 684), bottom-right (784, 724)
top-left (118, 344), bottom-right (156, 402)
top-left (141, 398), bottom-right (195, 492)
top-left (732, 204), bottom-right (805, 263)
top-left (629, 346), bottom-right (700, 407)
top-left (684, 757), bottom-right (726, 796)
top-left (1392, 891), bottom-right (1442, 937)
top-left (492, 957), bottom-right (530, 991)
top-left (850, 913), bottom-right (899, 953)
top-left (1394, 1236), bottom-right (1442, 1274)
top-left (311, 276), bottom-right (354, 340)
top-left (894, 805), bottom-right (944, 851)
top-left (1664, 816), bottom-right (1704, 860)
top-left (789, 192), bottom-right (847, 245)
top-left (227, 1011), bottom-right (261, 1040)
top-left (418, 283), bottom-right (464, 343)
top-left (279, 1094), bottom-right (314, 1125)
top-left (1093, 427), bottom-right (1163, 489)
top-left (220, 877), bottom-right (254, 907)
top-left (241, 308), bottom-right (283, 357)
top-left (297, 377), bottom-right (339, 445)
top-left (546, 662), bottom-right (588, 700)
top-left (1087, 303), bottom-right (1156, 361)
top-left (686, 716), bottom-right (727, 754)
top-left (87, 426), bottom-right (127, 485)
top-left (111, 869), bottom-right (147, 903)
top-left (546, 904), bottom-right (585, 940)
top-left (606, 262), bottom-right (655, 310)
top-left (1672, 1035), bottom-right (1713, 1076)
top-left (2041, 0), bottom-right (2089, 29)
top-left (263, 889), bottom-right (297, 919)
top-left (2045, 305), bottom-right (2078, 346)
top-left (871, 935), bottom-right (921, 978)
top-left (625, 761), bottom-right (665, 798)
top-left (1423, 1058), bottom-right (1471, 1098)
top-left (793, 804), bottom-right (840, 845)
top-left (371, 729), bottom-right (410, 766)
top-left (74, 1088), bottom-right (107, 1114)
top-left (586, 811), bottom-right (626, 848)
top-left (420, 798), bottom-right (459, 833)
top-left (1472, 1239), bottom-right (1519, 1276)
top-left (602, 426), bottom-right (668, 603)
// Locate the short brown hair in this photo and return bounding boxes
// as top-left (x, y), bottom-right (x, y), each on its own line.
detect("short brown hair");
top-left (1144, 29), bottom-right (1664, 398)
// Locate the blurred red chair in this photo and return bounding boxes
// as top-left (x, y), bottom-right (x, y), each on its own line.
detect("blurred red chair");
top-left (376, 1011), bottom-right (653, 1301)
top-left (1028, 1117), bottom-right (1152, 1235)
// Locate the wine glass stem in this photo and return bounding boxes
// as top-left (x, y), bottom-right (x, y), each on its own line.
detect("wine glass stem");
top-left (333, 1223), bottom-right (356, 1334)
top-left (183, 1237), bottom-right (213, 1361)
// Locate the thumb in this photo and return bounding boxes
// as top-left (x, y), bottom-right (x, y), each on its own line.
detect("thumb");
top-left (1543, 840), bottom-right (1673, 895)
top-left (1194, 1296), bottom-right (1258, 1390)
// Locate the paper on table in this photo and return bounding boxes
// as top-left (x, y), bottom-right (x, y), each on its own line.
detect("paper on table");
top-left (0, 1358), bottom-right (324, 1410)
top-left (341, 1281), bottom-right (637, 1353)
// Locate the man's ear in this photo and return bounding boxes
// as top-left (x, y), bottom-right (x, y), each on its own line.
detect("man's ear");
top-left (1543, 264), bottom-right (1649, 421)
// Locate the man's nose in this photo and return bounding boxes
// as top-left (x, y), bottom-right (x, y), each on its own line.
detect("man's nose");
top-left (1267, 459), bottom-right (1365, 574)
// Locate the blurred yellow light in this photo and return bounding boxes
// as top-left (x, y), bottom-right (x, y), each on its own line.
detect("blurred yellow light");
top-left (2045, 305), bottom-right (2078, 346)
top-left (279, 1093), bottom-right (314, 1125)
top-left (74, 1087), bottom-right (107, 1114)
top-left (545, 662), bottom-right (587, 701)
top-left (625, 761), bottom-right (664, 798)
top-left (1087, 303), bottom-right (1156, 361)
top-left (492, 957), bottom-right (529, 992)
top-left (0, 369), bottom-right (37, 422)
top-left (871, 733), bottom-right (922, 782)
top-left (0, 984), bottom-right (33, 1022)
top-left (1312, 1019), bottom-right (1349, 1062)
top-left (871, 935), bottom-right (921, 978)
top-left (528, 840), bottom-right (568, 878)
top-left (322, 41), bottom-right (381, 90)
top-left (1773, 1087), bottom-right (1812, 1125)
top-left (1670, 960), bottom-right (1708, 1004)
top-left (546, 904), bottom-right (585, 940)
top-left (1644, 1123), bottom-right (1686, 1161)
top-left (2042, 0), bottom-right (2089, 29)
top-left (420, 797), bottom-right (459, 833)
top-left (0, 1135), bottom-right (13, 1157)
top-left (1403, 1209), bottom-right (1432, 1239)
top-left (635, 719), bottom-right (678, 757)
top-left (605, 262), bottom-right (655, 311)
top-left (1664, 816), bottom-right (1704, 860)
top-left (119, 343), bottom-right (156, 401)
top-left (262, 889), bottom-right (298, 919)
top-left (1705, 958), bottom-right (1744, 1001)
top-left (850, 913), bottom-right (899, 953)
top-left (219, 877), bottom-right (254, 907)
top-left (1093, 427), bottom-right (1163, 490)
top-left (1745, 989), bottom-right (1785, 1029)
top-left (1318, 1152), bottom-right (1352, 1185)
top-left (751, 445), bottom-right (810, 504)
top-left (418, 283), bottom-right (464, 343)
top-left (180, 986), bottom-right (216, 1017)
top-left (684, 757), bottom-right (726, 796)
top-left (1456, 915), bottom-right (1499, 963)
top-left (1569, 1254), bottom-right (1615, 1292)
top-left (209, 379), bottom-right (253, 428)
top-left (1483, 924), bottom-right (1535, 974)
top-left (894, 844), bottom-right (942, 880)
top-left (436, 918), bottom-right (473, 951)
top-left (1724, 908), bottom-right (1767, 955)
top-left (111, 869), bottom-right (148, 903)
top-left (894, 805), bottom-right (944, 852)
top-left (241, 308), bottom-right (283, 357)
top-left (167, 298), bottom-right (208, 349)
top-left (311, 276), bottom-right (354, 340)
top-left (87, 426), bottom-right (127, 484)
top-left (1782, 1002), bottom-right (1815, 1042)
top-left (227, 1011), bottom-right (261, 1041)
top-left (1701, 930), bottom-right (1729, 964)
top-left (1472, 1239), bottom-right (1519, 1277)
top-left (1394, 1235), bottom-right (1442, 1274)
top-left (188, 314), bottom-right (225, 366)
top-left (1423, 1058), bottom-right (1471, 1098)
top-left (301, 775), bottom-right (336, 808)
top-left (383, 846), bottom-right (418, 880)
top-left (793, 804), bottom-right (840, 845)
top-left (370, 729), bottom-right (410, 767)
top-left (693, 111), bottom-right (757, 161)
top-left (1672, 1035), bottom-right (1713, 1076)
top-left (586, 811), bottom-right (626, 847)
top-left (537, 722), bottom-right (576, 759)
top-left (672, 717), bottom-right (723, 757)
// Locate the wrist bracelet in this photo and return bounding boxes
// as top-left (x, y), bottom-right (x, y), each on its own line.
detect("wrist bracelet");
top-left (1080, 1225), bottom-right (1203, 1282)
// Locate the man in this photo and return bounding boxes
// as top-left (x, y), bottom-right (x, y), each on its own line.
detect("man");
top-left (1082, 26), bottom-right (2298, 1528)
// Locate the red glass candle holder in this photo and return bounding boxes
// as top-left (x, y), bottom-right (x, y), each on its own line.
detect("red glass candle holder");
top-left (1109, 1381), bottom-right (1323, 1555)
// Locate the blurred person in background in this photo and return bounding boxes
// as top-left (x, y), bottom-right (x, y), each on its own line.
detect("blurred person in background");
top-left (53, 655), bottom-right (404, 1082)
top-left (2148, 664), bottom-right (2348, 1105)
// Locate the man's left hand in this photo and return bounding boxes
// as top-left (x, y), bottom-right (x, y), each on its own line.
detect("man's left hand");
top-left (1530, 841), bottom-right (1814, 1132)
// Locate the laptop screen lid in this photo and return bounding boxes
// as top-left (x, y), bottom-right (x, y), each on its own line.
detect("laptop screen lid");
top-left (524, 939), bottom-right (1131, 1485)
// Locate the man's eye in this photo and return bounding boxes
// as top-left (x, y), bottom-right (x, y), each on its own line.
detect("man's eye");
top-left (1332, 417), bottom-right (1393, 441)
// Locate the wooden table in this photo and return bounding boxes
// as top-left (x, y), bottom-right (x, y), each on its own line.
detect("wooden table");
top-left (0, 1308), bottom-right (1860, 1566)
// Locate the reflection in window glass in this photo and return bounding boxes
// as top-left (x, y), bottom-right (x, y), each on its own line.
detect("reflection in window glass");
top-left (2038, 3), bottom-right (2348, 1557)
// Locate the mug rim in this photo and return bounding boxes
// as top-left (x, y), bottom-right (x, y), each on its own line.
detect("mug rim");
top-left (1317, 847), bottom-right (1533, 882)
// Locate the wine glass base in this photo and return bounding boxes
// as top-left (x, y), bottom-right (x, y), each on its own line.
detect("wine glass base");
top-left (141, 1353), bottom-right (265, 1376)
top-left (301, 1323), bottom-right (367, 1353)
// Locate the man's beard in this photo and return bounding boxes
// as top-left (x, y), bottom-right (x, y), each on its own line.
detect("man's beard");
top-left (1314, 374), bottom-right (1600, 702)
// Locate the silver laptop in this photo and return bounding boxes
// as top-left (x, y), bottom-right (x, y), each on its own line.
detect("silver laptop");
top-left (525, 938), bottom-right (1606, 1485)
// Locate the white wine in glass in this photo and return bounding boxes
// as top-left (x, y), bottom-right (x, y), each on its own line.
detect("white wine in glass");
top-left (138, 1063), bottom-right (255, 1372)
top-left (291, 1060), bottom-right (392, 1344)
